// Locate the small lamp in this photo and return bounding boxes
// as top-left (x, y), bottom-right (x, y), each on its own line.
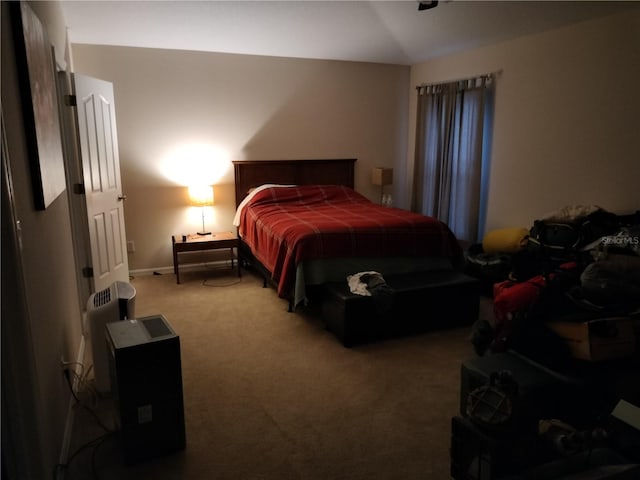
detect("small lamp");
top-left (188, 184), bottom-right (214, 235)
top-left (371, 167), bottom-right (393, 204)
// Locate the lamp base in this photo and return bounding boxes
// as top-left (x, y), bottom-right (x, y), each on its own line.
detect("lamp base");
top-left (196, 231), bottom-right (211, 236)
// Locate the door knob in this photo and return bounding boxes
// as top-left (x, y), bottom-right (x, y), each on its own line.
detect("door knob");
top-left (118, 194), bottom-right (127, 201)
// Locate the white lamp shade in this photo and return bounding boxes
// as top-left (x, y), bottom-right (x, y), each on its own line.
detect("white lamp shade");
top-left (372, 167), bottom-right (393, 186)
top-left (188, 185), bottom-right (214, 206)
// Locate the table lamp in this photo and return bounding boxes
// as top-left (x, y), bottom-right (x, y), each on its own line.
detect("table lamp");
top-left (188, 184), bottom-right (214, 235)
top-left (372, 167), bottom-right (393, 204)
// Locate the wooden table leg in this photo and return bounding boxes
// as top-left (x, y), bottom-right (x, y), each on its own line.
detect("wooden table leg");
top-left (172, 236), bottom-right (180, 284)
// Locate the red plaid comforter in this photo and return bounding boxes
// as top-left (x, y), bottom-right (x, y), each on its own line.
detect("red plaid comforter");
top-left (238, 185), bottom-right (463, 298)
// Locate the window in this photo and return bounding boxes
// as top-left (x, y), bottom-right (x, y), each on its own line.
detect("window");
top-left (412, 75), bottom-right (495, 242)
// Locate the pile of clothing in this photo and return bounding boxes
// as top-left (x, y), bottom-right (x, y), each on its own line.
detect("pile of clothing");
top-left (470, 206), bottom-right (640, 358)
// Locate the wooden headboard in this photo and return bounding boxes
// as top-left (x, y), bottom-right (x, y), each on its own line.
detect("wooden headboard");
top-left (232, 158), bottom-right (356, 207)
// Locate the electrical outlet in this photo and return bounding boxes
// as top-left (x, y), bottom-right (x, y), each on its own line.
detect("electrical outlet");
top-left (127, 240), bottom-right (135, 253)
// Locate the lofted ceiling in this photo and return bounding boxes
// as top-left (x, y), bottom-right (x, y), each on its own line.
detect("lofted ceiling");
top-left (60, 1), bottom-right (637, 66)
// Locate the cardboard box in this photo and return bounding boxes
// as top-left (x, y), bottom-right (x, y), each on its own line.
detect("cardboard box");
top-left (547, 317), bottom-right (637, 362)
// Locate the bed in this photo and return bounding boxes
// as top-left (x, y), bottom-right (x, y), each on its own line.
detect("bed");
top-left (232, 159), bottom-right (464, 309)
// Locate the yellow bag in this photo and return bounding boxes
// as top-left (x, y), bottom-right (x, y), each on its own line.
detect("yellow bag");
top-left (482, 227), bottom-right (529, 254)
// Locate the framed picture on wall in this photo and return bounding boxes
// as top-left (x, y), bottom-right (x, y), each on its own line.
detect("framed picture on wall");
top-left (12, 1), bottom-right (66, 210)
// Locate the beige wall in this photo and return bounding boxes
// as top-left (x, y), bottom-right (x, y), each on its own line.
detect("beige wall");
top-left (2, 1), bottom-right (83, 476)
top-left (73, 8), bottom-right (640, 272)
top-left (71, 46), bottom-right (410, 271)
top-left (408, 8), bottom-right (640, 233)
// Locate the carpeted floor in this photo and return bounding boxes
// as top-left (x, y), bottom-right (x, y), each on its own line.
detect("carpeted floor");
top-left (63, 266), bottom-right (493, 480)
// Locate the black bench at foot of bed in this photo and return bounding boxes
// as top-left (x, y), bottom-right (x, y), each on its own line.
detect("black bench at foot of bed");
top-left (321, 271), bottom-right (480, 347)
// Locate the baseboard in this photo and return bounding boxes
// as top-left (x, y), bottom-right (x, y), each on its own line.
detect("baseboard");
top-left (130, 265), bottom-right (174, 276)
top-left (58, 334), bottom-right (86, 473)
top-left (130, 259), bottom-right (235, 278)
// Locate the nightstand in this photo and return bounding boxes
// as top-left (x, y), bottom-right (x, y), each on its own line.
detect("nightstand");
top-left (171, 231), bottom-right (240, 284)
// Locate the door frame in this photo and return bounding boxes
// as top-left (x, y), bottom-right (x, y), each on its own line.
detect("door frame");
top-left (57, 70), bottom-right (93, 331)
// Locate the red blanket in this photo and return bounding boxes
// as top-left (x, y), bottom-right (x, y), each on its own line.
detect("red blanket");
top-left (238, 185), bottom-right (463, 298)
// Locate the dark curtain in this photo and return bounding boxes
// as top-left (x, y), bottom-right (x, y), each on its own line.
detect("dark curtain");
top-left (412, 75), bottom-right (495, 242)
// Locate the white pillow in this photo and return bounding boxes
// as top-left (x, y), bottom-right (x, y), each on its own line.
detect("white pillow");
top-left (232, 184), bottom-right (295, 229)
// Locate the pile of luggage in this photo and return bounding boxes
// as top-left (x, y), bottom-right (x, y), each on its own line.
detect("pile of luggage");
top-left (467, 206), bottom-right (640, 359)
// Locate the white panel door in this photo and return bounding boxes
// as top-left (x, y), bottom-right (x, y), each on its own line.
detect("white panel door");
top-left (73, 73), bottom-right (129, 292)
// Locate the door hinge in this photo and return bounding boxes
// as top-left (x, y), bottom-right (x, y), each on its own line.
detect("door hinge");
top-left (73, 183), bottom-right (85, 195)
top-left (82, 267), bottom-right (94, 278)
top-left (64, 94), bottom-right (77, 107)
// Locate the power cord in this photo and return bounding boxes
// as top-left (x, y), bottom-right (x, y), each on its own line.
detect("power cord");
top-left (202, 277), bottom-right (242, 287)
top-left (54, 362), bottom-right (116, 479)
top-left (62, 366), bottom-right (112, 434)
top-left (201, 261), bottom-right (243, 287)
top-left (52, 431), bottom-right (113, 480)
